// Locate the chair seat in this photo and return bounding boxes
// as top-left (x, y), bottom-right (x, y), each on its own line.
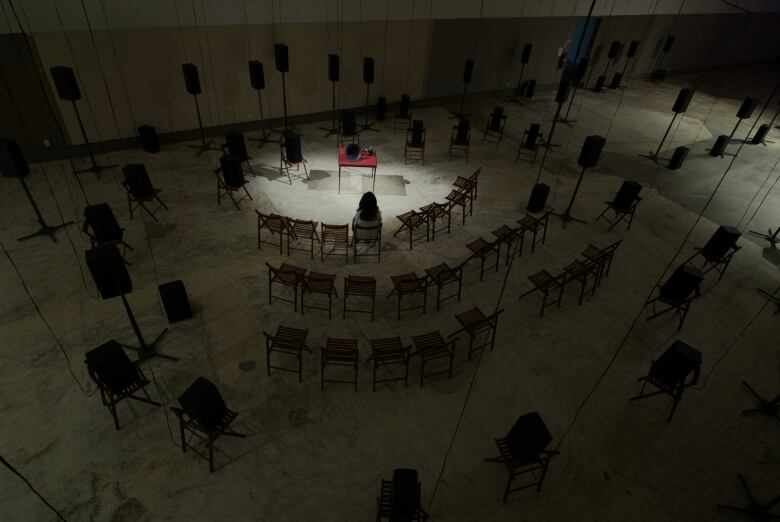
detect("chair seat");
top-left (345, 277), bottom-right (376, 296)
top-left (412, 332), bottom-right (451, 361)
top-left (397, 210), bottom-right (427, 227)
top-left (467, 238), bottom-right (496, 257)
top-left (564, 260), bottom-right (595, 279)
top-left (446, 190), bottom-right (469, 205)
top-left (492, 225), bottom-right (520, 242)
top-left (305, 272), bottom-right (336, 293)
top-left (322, 338), bottom-right (359, 364)
top-left (391, 273), bottom-right (426, 294)
top-left (518, 215), bottom-right (543, 231)
top-left (426, 263), bottom-right (459, 285)
top-left (455, 307), bottom-right (491, 334)
top-left (528, 270), bottom-right (561, 290)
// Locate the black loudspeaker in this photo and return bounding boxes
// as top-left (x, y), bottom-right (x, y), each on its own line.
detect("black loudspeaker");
top-left (659, 264), bottom-right (703, 303)
top-left (613, 181), bottom-right (642, 210)
top-left (578, 135), bottom-right (606, 168)
top-left (456, 119), bottom-right (470, 143)
top-left (736, 97), bottom-right (758, 119)
top-left (376, 96), bottom-right (386, 120)
top-left (0, 138), bottom-right (30, 178)
top-left (220, 155), bottom-right (244, 187)
top-left (274, 43), bottom-right (289, 73)
top-left (751, 124), bottom-right (771, 144)
top-left (178, 377), bottom-right (229, 431)
top-left (363, 57), bottom-right (375, 84)
top-left (609, 73), bottom-right (623, 89)
top-left (607, 40), bottom-right (621, 60)
top-left (49, 66), bottom-right (81, 101)
top-left (527, 183), bottom-right (550, 213)
top-left (593, 75), bottom-right (606, 92)
top-left (521, 43), bottom-right (532, 64)
top-left (701, 226), bottom-right (741, 260)
top-left (225, 132), bottom-right (248, 160)
top-left (525, 79), bottom-right (536, 98)
top-left (462, 59), bottom-right (474, 84)
top-left (524, 123), bottom-right (541, 149)
top-left (391, 469), bottom-right (419, 514)
top-left (505, 412), bottom-right (552, 457)
top-left (122, 164), bottom-right (154, 198)
top-left (663, 35), bottom-right (675, 53)
top-left (627, 40), bottom-right (640, 58)
top-left (248, 60), bottom-right (265, 90)
top-left (284, 134), bottom-right (303, 163)
top-left (672, 88), bottom-right (694, 113)
top-left (137, 125), bottom-right (160, 153)
top-left (85, 340), bottom-right (140, 392)
top-left (84, 203), bottom-right (124, 243)
top-left (709, 135), bottom-right (730, 157)
top-left (667, 146), bottom-right (689, 170)
top-left (182, 63), bottom-right (201, 95)
top-left (328, 54), bottom-right (340, 82)
top-left (85, 245), bottom-right (132, 299)
top-left (159, 280), bottom-right (193, 324)
top-left (555, 79), bottom-right (570, 104)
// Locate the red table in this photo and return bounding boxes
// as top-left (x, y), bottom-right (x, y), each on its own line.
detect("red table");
top-left (338, 147), bottom-right (378, 194)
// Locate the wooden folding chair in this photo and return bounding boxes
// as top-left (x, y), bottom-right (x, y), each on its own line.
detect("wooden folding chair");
top-left (412, 331), bottom-right (455, 386)
top-left (216, 155), bottom-right (252, 209)
top-left (448, 119), bottom-right (471, 161)
top-left (121, 164), bottom-right (168, 221)
top-left (454, 167), bottom-right (481, 202)
top-left (515, 123), bottom-right (544, 164)
top-left (321, 223), bottom-right (350, 263)
top-left (338, 109), bottom-right (360, 147)
top-left (420, 202), bottom-right (452, 240)
top-left (352, 224), bottom-right (382, 263)
top-left (377, 469), bottom-right (429, 521)
top-left (288, 218), bottom-right (320, 259)
top-left (492, 225), bottom-right (523, 266)
top-left (264, 325), bottom-right (311, 382)
top-left (279, 133), bottom-right (309, 184)
top-left (256, 211), bottom-right (290, 254)
top-left (519, 270), bottom-right (564, 317)
top-left (446, 189), bottom-right (473, 226)
top-left (597, 181), bottom-right (643, 230)
top-left (425, 262), bottom-right (462, 311)
top-left (451, 307), bottom-right (502, 360)
top-left (387, 272), bottom-right (428, 320)
top-left (343, 275), bottom-right (377, 320)
top-left (404, 120), bottom-right (425, 165)
top-left (321, 337), bottom-right (359, 391)
top-left (465, 237), bottom-right (500, 281)
top-left (393, 210), bottom-right (428, 250)
top-left (482, 106), bottom-right (507, 146)
top-left (581, 240), bottom-right (622, 286)
top-left (393, 94), bottom-right (413, 134)
top-left (267, 262), bottom-right (306, 312)
top-left (562, 260), bottom-right (599, 306)
top-left (517, 212), bottom-right (550, 254)
top-left (301, 271), bottom-right (338, 319)
top-left (370, 337), bottom-right (410, 391)
top-left (644, 265), bottom-right (703, 332)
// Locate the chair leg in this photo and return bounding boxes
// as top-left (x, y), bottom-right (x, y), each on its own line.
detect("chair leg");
top-left (208, 435), bottom-right (214, 473)
top-left (179, 418), bottom-right (186, 452)
top-left (109, 400), bottom-right (120, 430)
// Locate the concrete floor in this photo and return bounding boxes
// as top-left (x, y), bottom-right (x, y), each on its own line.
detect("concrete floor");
top-left (1, 63), bottom-right (779, 522)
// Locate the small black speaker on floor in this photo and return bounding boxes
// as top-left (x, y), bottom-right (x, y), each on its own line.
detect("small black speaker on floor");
top-left (328, 54), bottom-right (340, 82)
top-left (463, 59), bottom-right (474, 84)
top-left (659, 264), bottom-right (703, 304)
top-left (607, 40), bottom-right (621, 60)
top-left (376, 96), bottom-right (386, 120)
top-left (555, 79), bottom-right (570, 104)
top-left (85, 245), bottom-right (132, 299)
top-left (609, 73), bottom-right (623, 89)
top-left (527, 183), bottom-right (550, 213)
top-left (525, 79), bottom-right (536, 98)
top-left (736, 97), bottom-right (758, 119)
top-left (701, 226), bottom-right (741, 260)
top-left (651, 69), bottom-right (666, 81)
top-left (159, 280), bottom-right (193, 324)
top-left (220, 155), bottom-right (244, 187)
top-left (248, 60), bottom-right (265, 90)
top-left (49, 66), bottom-right (81, 101)
top-left (627, 40), bottom-right (640, 58)
top-left (668, 146), bottom-right (689, 170)
top-left (709, 135), bottom-right (730, 157)
top-left (593, 75), bottom-right (606, 93)
top-left (274, 43), bottom-right (289, 73)
top-left (284, 134), bottom-right (303, 163)
top-left (672, 88), bottom-right (694, 113)
top-left (137, 125), bottom-right (160, 153)
top-left (663, 36), bottom-right (675, 53)
top-left (521, 43), bottom-right (532, 65)
top-left (182, 63), bottom-right (201, 95)
top-left (751, 124), bottom-right (770, 144)
top-left (363, 57), bottom-right (375, 84)
top-left (0, 138), bottom-right (30, 178)
top-left (578, 135), bottom-right (606, 168)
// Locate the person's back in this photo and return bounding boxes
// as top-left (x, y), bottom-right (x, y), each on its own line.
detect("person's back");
top-left (352, 192), bottom-right (382, 241)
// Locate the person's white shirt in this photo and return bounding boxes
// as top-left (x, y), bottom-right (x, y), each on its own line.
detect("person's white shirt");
top-left (352, 210), bottom-right (382, 240)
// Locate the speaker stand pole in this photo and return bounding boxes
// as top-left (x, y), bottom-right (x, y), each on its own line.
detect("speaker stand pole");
top-left (508, 63), bottom-right (526, 103)
top-left (187, 95), bottom-right (219, 156)
top-left (544, 101), bottom-right (564, 151)
top-left (639, 112), bottom-right (678, 162)
top-left (559, 85), bottom-right (580, 125)
top-left (248, 90), bottom-right (276, 148)
top-left (271, 72), bottom-right (297, 136)
top-left (749, 227), bottom-right (779, 249)
top-left (16, 177), bottom-right (74, 243)
top-left (71, 101), bottom-right (117, 176)
top-left (617, 55), bottom-right (633, 89)
top-left (449, 82), bottom-right (470, 119)
top-left (552, 166), bottom-right (589, 228)
top-left (744, 106), bottom-right (780, 146)
top-left (651, 51), bottom-right (667, 79)
top-left (119, 291), bottom-right (176, 363)
top-left (722, 118), bottom-right (744, 157)
top-left (360, 83), bottom-right (379, 132)
top-left (319, 80), bottom-right (339, 137)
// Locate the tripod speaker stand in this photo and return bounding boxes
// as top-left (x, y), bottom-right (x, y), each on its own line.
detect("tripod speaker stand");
top-left (49, 66), bottom-right (117, 176)
top-left (509, 44), bottom-right (532, 103)
top-left (707, 97), bottom-right (758, 158)
top-left (553, 135), bottom-right (605, 228)
top-left (559, 59), bottom-right (589, 125)
top-left (272, 43), bottom-right (297, 136)
top-left (640, 88), bottom-right (694, 163)
top-left (182, 63), bottom-right (219, 156)
top-left (360, 57), bottom-right (379, 132)
top-left (613, 40), bottom-right (639, 89)
top-left (247, 60), bottom-right (275, 148)
top-left (651, 36), bottom-right (674, 81)
top-left (320, 54), bottom-right (340, 137)
top-left (594, 41), bottom-right (620, 93)
top-left (1, 138), bottom-right (74, 242)
top-left (450, 59), bottom-right (474, 119)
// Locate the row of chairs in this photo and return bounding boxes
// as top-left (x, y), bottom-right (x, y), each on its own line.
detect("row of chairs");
top-left (519, 240), bottom-right (622, 317)
top-left (264, 306), bottom-right (502, 388)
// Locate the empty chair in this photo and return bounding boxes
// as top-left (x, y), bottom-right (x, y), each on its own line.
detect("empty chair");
top-left (452, 306), bottom-right (502, 360)
top-left (387, 272), bottom-right (428, 320)
top-left (562, 259), bottom-right (599, 306)
top-left (465, 237), bottom-right (500, 281)
top-left (425, 262), bottom-right (463, 311)
top-left (454, 167), bottom-right (481, 202)
top-left (267, 262), bottom-right (306, 312)
top-left (644, 265), bottom-right (703, 331)
top-left (393, 94), bottom-right (413, 134)
top-left (256, 211), bottom-right (290, 254)
top-left (492, 224), bottom-right (523, 266)
top-left (420, 201), bottom-right (452, 241)
top-left (121, 164), bottom-right (168, 221)
top-left (630, 340), bottom-right (702, 422)
top-left (216, 154), bottom-right (253, 209)
top-left (301, 271), bottom-right (338, 318)
top-left (264, 325), bottom-right (311, 381)
top-left (320, 223), bottom-right (350, 263)
top-left (376, 468), bottom-right (429, 521)
top-left (83, 203), bottom-right (133, 260)
top-left (404, 119), bottom-right (425, 165)
top-left (484, 412), bottom-right (560, 502)
top-left (320, 337), bottom-right (359, 391)
top-left (288, 218), bottom-right (320, 259)
top-left (448, 118), bottom-right (471, 161)
top-left (482, 105), bottom-right (507, 146)
top-left (517, 212), bottom-right (550, 255)
top-left (394, 209), bottom-right (428, 250)
top-left (352, 223), bottom-right (382, 263)
top-left (515, 123), bottom-right (544, 164)
top-left (84, 340), bottom-right (160, 430)
top-left (370, 337), bottom-right (410, 391)
top-left (412, 331), bottom-right (456, 386)
top-left (338, 109), bottom-right (359, 147)
top-left (446, 187), bottom-right (473, 226)
top-left (171, 377), bottom-right (245, 472)
top-left (343, 275), bottom-right (377, 320)
top-left (580, 240), bottom-right (622, 287)
top-left (597, 181), bottom-right (643, 230)
top-left (519, 270), bottom-right (564, 317)
top-left (280, 132), bottom-right (309, 184)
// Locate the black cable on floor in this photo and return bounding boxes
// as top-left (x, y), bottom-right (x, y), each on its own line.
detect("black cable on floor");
top-left (0, 454), bottom-right (68, 521)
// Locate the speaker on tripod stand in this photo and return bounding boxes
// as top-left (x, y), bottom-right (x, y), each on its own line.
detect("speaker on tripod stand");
top-left (182, 63), bottom-right (220, 156)
top-left (651, 36), bottom-right (674, 81)
top-left (594, 41), bottom-right (620, 93)
top-left (640, 87), bottom-right (694, 163)
top-left (450, 59), bottom-right (474, 119)
top-left (320, 54), bottom-right (340, 137)
top-left (49, 66), bottom-right (117, 175)
top-left (360, 57), bottom-right (379, 132)
top-left (274, 43), bottom-right (295, 134)
top-left (247, 60), bottom-right (275, 148)
top-left (554, 135), bottom-right (605, 227)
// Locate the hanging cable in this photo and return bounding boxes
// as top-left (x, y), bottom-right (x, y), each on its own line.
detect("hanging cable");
top-left (98, 0), bottom-right (138, 133)
top-left (403, 0), bottom-right (415, 93)
top-left (199, 0), bottom-right (222, 126)
top-left (0, 454), bottom-right (68, 521)
top-left (172, 0), bottom-right (189, 61)
top-left (740, 157), bottom-right (780, 231)
top-left (379, 0), bottom-right (390, 96)
top-left (189, 0), bottom-right (214, 126)
top-left (241, 0), bottom-right (252, 57)
top-left (471, 0), bottom-right (486, 59)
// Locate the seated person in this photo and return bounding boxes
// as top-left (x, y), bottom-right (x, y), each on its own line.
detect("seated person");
top-left (352, 192), bottom-right (382, 241)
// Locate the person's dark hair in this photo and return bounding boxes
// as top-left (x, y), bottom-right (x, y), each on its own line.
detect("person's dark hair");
top-left (358, 192), bottom-right (379, 221)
